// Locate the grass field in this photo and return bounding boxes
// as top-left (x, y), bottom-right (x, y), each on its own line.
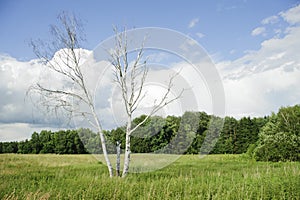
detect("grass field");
top-left (0, 154), bottom-right (299, 199)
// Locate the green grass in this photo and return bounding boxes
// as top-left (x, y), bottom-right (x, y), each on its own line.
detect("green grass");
top-left (0, 154), bottom-right (299, 199)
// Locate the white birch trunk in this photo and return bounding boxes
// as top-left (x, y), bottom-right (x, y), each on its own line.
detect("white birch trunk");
top-left (91, 107), bottom-right (114, 177)
top-left (122, 117), bottom-right (132, 177)
top-left (116, 141), bottom-right (121, 177)
top-left (98, 131), bottom-right (114, 177)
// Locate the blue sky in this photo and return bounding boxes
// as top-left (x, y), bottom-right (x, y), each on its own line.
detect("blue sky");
top-left (1, 0), bottom-right (300, 141)
top-left (0, 0), bottom-right (297, 60)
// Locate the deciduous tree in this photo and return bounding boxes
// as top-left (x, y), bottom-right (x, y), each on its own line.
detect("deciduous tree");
top-left (109, 27), bottom-right (184, 177)
top-left (28, 12), bottom-right (113, 176)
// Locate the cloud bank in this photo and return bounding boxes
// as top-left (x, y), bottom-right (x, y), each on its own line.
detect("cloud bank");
top-left (1, 4), bottom-right (300, 141)
top-left (218, 4), bottom-right (300, 117)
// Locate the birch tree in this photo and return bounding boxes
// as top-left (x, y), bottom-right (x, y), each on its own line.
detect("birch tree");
top-left (28, 12), bottom-right (114, 177)
top-left (110, 28), bottom-right (184, 177)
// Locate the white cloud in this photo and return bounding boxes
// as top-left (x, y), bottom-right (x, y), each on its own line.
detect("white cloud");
top-left (1, 48), bottom-right (210, 140)
top-left (0, 123), bottom-right (62, 142)
top-left (261, 15), bottom-right (279, 25)
top-left (188, 18), bottom-right (199, 28)
top-left (0, 123), bottom-right (36, 142)
top-left (221, 65), bottom-right (300, 118)
top-left (0, 49), bottom-right (93, 141)
top-left (0, 55), bottom-right (40, 123)
top-left (218, 4), bottom-right (300, 117)
top-left (95, 59), bottom-right (214, 129)
top-left (280, 4), bottom-right (300, 25)
top-left (251, 26), bottom-right (266, 36)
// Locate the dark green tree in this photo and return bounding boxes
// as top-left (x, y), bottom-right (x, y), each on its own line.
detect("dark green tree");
top-left (200, 116), bottom-right (223, 154)
top-left (212, 116), bottom-right (237, 154)
top-left (186, 112), bottom-right (210, 154)
top-left (39, 130), bottom-right (55, 153)
top-left (2, 142), bottom-right (18, 153)
top-left (17, 139), bottom-right (32, 154)
top-left (31, 132), bottom-right (42, 154)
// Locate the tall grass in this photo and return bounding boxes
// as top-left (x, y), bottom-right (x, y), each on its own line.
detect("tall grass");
top-left (1, 154), bottom-right (299, 199)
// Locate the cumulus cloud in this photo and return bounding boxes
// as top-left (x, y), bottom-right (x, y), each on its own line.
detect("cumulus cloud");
top-left (220, 64), bottom-right (300, 118)
top-left (0, 49), bottom-right (93, 141)
top-left (218, 4), bottom-right (300, 117)
top-left (92, 58), bottom-right (213, 129)
top-left (0, 55), bottom-right (41, 123)
top-left (188, 18), bottom-right (199, 28)
top-left (0, 45), bottom-right (211, 136)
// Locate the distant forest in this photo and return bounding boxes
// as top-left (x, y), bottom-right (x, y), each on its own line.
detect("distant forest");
top-left (1, 105), bottom-right (299, 162)
top-left (0, 112), bottom-right (268, 155)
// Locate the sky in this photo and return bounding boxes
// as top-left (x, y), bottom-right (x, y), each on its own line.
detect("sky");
top-left (1, 0), bottom-right (300, 141)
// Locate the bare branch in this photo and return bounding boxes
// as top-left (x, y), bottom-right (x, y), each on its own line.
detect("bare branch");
top-left (129, 73), bottom-right (184, 135)
top-left (108, 27), bottom-right (184, 177)
top-left (28, 12), bottom-right (114, 177)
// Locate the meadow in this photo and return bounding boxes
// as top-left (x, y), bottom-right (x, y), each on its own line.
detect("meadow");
top-left (0, 154), bottom-right (299, 199)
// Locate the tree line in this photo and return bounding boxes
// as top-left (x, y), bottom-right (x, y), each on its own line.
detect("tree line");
top-left (0, 111), bottom-right (266, 155)
top-left (1, 105), bottom-right (299, 162)
top-left (0, 130), bottom-right (87, 154)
